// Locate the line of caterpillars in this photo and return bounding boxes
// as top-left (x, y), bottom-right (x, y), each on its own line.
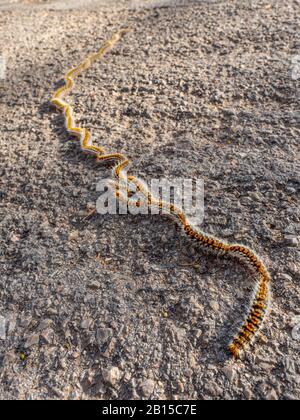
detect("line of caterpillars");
top-left (183, 224), bottom-right (270, 358)
top-left (51, 29), bottom-right (271, 358)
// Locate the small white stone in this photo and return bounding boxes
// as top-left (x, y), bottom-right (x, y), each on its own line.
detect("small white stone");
top-left (69, 230), bottom-right (79, 241)
top-left (0, 316), bottom-right (6, 340)
top-left (102, 366), bottom-right (121, 387)
top-left (81, 318), bottom-right (93, 329)
top-left (222, 366), bottom-right (236, 382)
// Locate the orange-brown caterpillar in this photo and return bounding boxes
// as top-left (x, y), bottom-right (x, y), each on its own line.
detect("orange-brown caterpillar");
top-left (51, 30), bottom-right (271, 359)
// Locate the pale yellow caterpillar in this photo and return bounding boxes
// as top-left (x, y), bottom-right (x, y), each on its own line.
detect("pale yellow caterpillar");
top-left (51, 29), bottom-right (271, 358)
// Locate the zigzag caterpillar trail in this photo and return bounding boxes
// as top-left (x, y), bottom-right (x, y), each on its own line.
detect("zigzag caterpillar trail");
top-left (51, 29), bottom-right (271, 359)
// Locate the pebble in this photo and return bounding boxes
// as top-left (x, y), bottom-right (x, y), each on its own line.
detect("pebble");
top-left (102, 366), bottom-right (121, 387)
top-left (41, 328), bottom-right (54, 344)
top-left (37, 319), bottom-right (53, 332)
top-left (139, 379), bottom-right (155, 398)
top-left (96, 328), bottom-right (113, 346)
top-left (59, 359), bottom-right (67, 370)
top-left (287, 262), bottom-right (299, 274)
top-left (283, 357), bottom-right (296, 375)
top-left (258, 334), bottom-right (268, 345)
top-left (25, 334), bottom-right (40, 348)
top-left (260, 362), bottom-right (274, 370)
top-left (284, 235), bottom-right (299, 247)
top-left (265, 389), bottom-right (278, 400)
top-left (249, 192), bottom-right (261, 201)
top-left (20, 316), bottom-right (32, 328)
top-left (10, 233), bottom-right (21, 243)
top-left (244, 388), bottom-right (253, 399)
top-left (173, 380), bottom-right (185, 393)
top-left (3, 351), bottom-right (15, 366)
top-left (80, 319), bottom-right (93, 330)
top-left (222, 366), bottom-right (236, 382)
top-left (0, 316), bottom-right (6, 340)
top-left (188, 353), bottom-right (197, 369)
top-left (71, 351), bottom-right (80, 360)
top-left (7, 316), bottom-right (17, 334)
top-left (209, 301), bottom-right (220, 311)
top-left (172, 326), bottom-right (186, 343)
top-left (87, 281), bottom-right (101, 290)
top-left (69, 230), bottom-right (79, 241)
top-left (47, 308), bottom-right (58, 316)
top-left (81, 370), bottom-right (95, 389)
top-left (103, 337), bottom-right (117, 358)
top-left (280, 273), bottom-right (293, 282)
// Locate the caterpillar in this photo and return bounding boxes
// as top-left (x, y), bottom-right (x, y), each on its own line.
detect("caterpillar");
top-left (51, 29), bottom-right (271, 358)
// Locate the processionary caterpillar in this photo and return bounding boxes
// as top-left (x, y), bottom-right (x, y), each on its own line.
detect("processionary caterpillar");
top-left (51, 29), bottom-right (271, 358)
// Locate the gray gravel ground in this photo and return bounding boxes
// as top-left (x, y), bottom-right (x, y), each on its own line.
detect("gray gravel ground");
top-left (0, 0), bottom-right (299, 400)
